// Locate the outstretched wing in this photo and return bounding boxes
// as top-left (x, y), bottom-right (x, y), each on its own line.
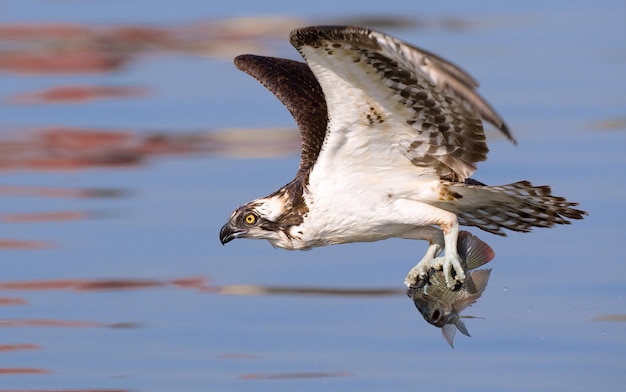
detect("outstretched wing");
top-left (234, 55), bottom-right (328, 177)
top-left (289, 25), bottom-right (514, 182)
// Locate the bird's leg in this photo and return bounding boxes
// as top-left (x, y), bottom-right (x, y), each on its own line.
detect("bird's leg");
top-left (401, 222), bottom-right (465, 289)
top-left (440, 220), bottom-right (465, 289)
top-left (400, 226), bottom-right (444, 288)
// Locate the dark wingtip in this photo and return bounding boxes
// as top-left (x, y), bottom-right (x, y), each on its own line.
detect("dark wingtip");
top-left (234, 54), bottom-right (258, 71)
top-left (500, 122), bottom-right (517, 145)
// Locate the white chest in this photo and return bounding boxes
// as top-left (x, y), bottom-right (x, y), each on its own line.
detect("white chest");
top-left (287, 165), bottom-right (443, 248)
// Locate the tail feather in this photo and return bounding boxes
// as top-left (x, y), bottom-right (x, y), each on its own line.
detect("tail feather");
top-left (444, 180), bottom-right (587, 236)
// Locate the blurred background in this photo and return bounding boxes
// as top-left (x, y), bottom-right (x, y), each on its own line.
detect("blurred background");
top-left (0, 1), bottom-right (624, 391)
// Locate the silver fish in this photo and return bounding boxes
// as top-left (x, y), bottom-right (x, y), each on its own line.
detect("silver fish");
top-left (407, 231), bottom-right (494, 347)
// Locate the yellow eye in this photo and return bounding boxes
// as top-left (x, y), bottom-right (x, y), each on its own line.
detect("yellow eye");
top-left (244, 213), bottom-right (257, 225)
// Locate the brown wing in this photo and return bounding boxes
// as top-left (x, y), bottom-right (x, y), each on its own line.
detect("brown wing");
top-left (234, 54), bottom-right (328, 177)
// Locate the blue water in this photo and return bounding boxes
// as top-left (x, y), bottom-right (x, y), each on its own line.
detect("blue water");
top-left (1, 1), bottom-right (625, 391)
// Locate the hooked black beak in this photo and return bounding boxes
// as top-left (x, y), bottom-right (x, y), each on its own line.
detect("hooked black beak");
top-left (219, 223), bottom-right (246, 245)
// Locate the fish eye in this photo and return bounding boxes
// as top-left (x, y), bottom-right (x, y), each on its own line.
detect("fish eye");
top-left (244, 213), bottom-right (258, 225)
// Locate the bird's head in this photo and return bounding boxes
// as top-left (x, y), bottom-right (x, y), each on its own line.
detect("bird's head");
top-left (219, 194), bottom-right (291, 247)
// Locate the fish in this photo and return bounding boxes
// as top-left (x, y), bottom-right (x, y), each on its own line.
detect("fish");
top-left (407, 231), bottom-right (494, 347)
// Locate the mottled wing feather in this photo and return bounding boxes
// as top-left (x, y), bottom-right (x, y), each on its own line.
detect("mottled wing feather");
top-left (290, 25), bottom-right (513, 181)
top-left (234, 55), bottom-right (328, 177)
top-left (366, 31), bottom-right (514, 143)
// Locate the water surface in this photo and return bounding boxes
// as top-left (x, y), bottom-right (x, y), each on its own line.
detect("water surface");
top-left (1, 1), bottom-right (625, 391)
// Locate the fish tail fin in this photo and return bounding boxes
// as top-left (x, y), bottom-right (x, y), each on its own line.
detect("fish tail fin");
top-left (441, 324), bottom-right (457, 348)
top-left (455, 319), bottom-right (471, 337)
top-left (442, 319), bottom-right (471, 348)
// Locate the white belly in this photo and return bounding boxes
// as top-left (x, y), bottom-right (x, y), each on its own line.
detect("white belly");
top-left (287, 168), bottom-right (448, 249)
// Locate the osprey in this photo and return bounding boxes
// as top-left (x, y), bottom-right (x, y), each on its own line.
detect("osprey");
top-left (219, 25), bottom-right (586, 289)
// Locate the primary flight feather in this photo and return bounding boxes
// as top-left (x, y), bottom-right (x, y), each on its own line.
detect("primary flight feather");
top-left (219, 25), bottom-right (586, 288)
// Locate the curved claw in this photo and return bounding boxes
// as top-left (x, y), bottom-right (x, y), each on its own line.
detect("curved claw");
top-left (404, 256), bottom-right (444, 288)
top-left (442, 253), bottom-right (465, 289)
top-left (404, 240), bottom-right (444, 287)
top-left (406, 268), bottom-right (435, 289)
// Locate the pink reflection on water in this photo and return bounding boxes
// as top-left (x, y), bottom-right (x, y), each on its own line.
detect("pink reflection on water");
top-left (0, 319), bottom-right (101, 328)
top-left (0, 389), bottom-right (129, 392)
top-left (0, 186), bottom-right (128, 199)
top-left (0, 17), bottom-right (305, 76)
top-left (1, 211), bottom-right (90, 223)
top-left (0, 51), bottom-right (128, 75)
top-left (0, 344), bottom-right (41, 352)
top-left (0, 297), bottom-right (28, 306)
top-left (0, 239), bottom-right (54, 250)
top-left (0, 367), bottom-right (52, 375)
top-left (7, 85), bottom-right (150, 104)
top-left (170, 277), bottom-right (213, 292)
top-left (592, 314), bottom-right (626, 322)
top-left (0, 276), bottom-right (211, 293)
top-left (0, 127), bottom-right (299, 172)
